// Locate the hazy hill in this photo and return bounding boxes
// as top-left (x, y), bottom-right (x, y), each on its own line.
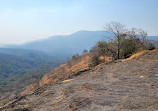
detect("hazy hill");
top-left (0, 48), bottom-right (46, 56)
top-left (5, 31), bottom-right (111, 58)
top-left (4, 31), bottom-right (158, 59)
top-left (147, 36), bottom-right (158, 41)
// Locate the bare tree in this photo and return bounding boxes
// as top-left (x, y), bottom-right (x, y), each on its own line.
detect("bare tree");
top-left (127, 28), bottom-right (141, 49)
top-left (105, 22), bottom-right (127, 59)
top-left (128, 28), bottom-right (138, 39)
top-left (139, 29), bottom-right (148, 47)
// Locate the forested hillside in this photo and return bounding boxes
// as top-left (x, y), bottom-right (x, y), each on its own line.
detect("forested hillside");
top-left (0, 49), bottom-right (64, 94)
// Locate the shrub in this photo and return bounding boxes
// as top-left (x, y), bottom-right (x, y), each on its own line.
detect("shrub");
top-left (0, 99), bottom-right (10, 105)
top-left (146, 43), bottom-right (155, 50)
top-left (121, 38), bottom-right (136, 58)
top-left (89, 46), bottom-right (98, 54)
top-left (97, 41), bottom-right (107, 56)
top-left (96, 41), bottom-right (117, 60)
top-left (72, 54), bottom-right (80, 60)
top-left (89, 55), bottom-right (100, 67)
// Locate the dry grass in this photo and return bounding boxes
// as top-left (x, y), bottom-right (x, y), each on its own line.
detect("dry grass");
top-left (99, 56), bottom-right (113, 63)
top-left (62, 79), bottom-right (74, 83)
top-left (123, 50), bottom-right (149, 61)
top-left (151, 49), bottom-right (158, 52)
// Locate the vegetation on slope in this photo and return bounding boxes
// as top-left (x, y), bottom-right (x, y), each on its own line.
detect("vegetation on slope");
top-left (0, 50), bottom-right (64, 96)
top-left (89, 22), bottom-right (157, 66)
top-left (20, 53), bottom-right (93, 95)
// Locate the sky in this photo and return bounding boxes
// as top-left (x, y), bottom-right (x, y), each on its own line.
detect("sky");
top-left (0, 0), bottom-right (158, 44)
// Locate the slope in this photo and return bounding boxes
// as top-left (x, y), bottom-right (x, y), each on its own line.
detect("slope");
top-left (1, 49), bottom-right (158, 111)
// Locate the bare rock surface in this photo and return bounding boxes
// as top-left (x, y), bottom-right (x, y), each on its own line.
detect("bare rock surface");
top-left (1, 50), bottom-right (158, 111)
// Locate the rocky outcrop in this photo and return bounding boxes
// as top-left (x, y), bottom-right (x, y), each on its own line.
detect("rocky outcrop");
top-left (20, 53), bottom-right (94, 95)
top-left (3, 49), bottom-right (158, 111)
top-left (20, 83), bottom-right (39, 96)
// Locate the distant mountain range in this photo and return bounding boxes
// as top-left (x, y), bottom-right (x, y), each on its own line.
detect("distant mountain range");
top-left (2, 30), bottom-right (158, 59)
top-left (3, 31), bottom-right (110, 58)
top-left (147, 36), bottom-right (158, 41)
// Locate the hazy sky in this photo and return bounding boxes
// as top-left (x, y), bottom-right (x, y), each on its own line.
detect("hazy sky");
top-left (0, 0), bottom-right (158, 44)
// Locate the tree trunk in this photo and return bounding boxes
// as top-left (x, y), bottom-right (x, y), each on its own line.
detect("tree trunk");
top-left (117, 37), bottom-right (120, 59)
top-left (118, 47), bottom-right (120, 59)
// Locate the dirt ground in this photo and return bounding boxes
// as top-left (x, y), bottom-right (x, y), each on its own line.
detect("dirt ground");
top-left (1, 50), bottom-right (158, 111)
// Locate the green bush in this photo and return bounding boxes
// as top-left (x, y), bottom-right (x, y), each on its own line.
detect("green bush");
top-left (146, 43), bottom-right (155, 50)
top-left (0, 99), bottom-right (10, 105)
top-left (89, 55), bottom-right (100, 67)
top-left (121, 39), bottom-right (136, 58)
top-left (72, 54), bottom-right (80, 60)
top-left (97, 41), bottom-right (107, 56)
top-left (96, 41), bottom-right (117, 60)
